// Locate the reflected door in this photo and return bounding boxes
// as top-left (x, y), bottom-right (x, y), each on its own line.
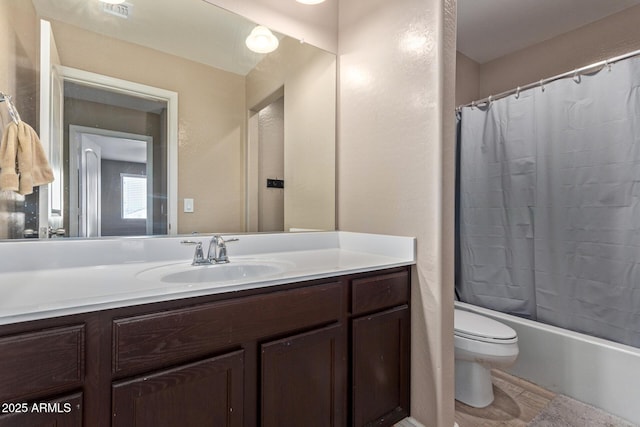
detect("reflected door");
top-left (80, 139), bottom-right (102, 237)
top-left (39, 19), bottom-right (64, 238)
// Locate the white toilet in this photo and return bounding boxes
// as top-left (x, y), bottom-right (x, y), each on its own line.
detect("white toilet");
top-left (454, 309), bottom-right (519, 408)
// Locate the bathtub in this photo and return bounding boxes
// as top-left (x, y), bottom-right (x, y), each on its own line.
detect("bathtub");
top-left (455, 301), bottom-right (640, 425)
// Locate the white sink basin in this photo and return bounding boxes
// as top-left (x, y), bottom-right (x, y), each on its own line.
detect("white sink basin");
top-left (136, 259), bottom-right (292, 284)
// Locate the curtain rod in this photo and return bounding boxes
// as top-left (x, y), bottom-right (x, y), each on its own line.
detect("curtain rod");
top-left (456, 48), bottom-right (640, 112)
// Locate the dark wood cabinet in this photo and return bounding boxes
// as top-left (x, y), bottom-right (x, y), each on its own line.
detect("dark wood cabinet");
top-left (112, 282), bottom-right (342, 377)
top-left (0, 325), bottom-right (84, 426)
top-left (0, 266), bottom-right (410, 427)
top-left (112, 350), bottom-right (244, 427)
top-left (0, 393), bottom-right (83, 427)
top-left (0, 325), bottom-right (84, 403)
top-left (261, 323), bottom-right (345, 427)
top-left (351, 271), bottom-right (410, 427)
top-left (352, 306), bottom-right (410, 426)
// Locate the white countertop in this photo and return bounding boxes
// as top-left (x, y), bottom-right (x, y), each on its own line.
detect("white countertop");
top-left (0, 232), bottom-right (415, 325)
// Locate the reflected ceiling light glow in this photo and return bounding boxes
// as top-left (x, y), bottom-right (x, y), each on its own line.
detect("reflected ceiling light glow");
top-left (296, 0), bottom-right (326, 4)
top-left (346, 67), bottom-right (373, 88)
top-left (402, 34), bottom-right (428, 52)
top-left (99, 0), bottom-right (126, 4)
top-left (245, 26), bottom-right (279, 53)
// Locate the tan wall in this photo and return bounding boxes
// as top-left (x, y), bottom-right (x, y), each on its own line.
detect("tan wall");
top-left (0, 0), bottom-right (38, 128)
top-left (246, 37), bottom-right (336, 231)
top-left (455, 51), bottom-right (480, 106)
top-left (49, 20), bottom-right (247, 235)
top-left (478, 4), bottom-right (640, 98)
top-left (338, 0), bottom-right (456, 425)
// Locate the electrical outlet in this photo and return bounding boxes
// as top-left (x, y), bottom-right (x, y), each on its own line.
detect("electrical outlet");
top-left (184, 198), bottom-right (194, 213)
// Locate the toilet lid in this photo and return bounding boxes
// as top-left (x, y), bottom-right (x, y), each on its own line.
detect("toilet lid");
top-left (454, 309), bottom-right (517, 343)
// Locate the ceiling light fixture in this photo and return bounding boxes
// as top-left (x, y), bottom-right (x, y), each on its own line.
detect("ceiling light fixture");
top-left (245, 26), bottom-right (279, 54)
top-left (296, 0), bottom-right (326, 4)
top-left (99, 0), bottom-right (126, 4)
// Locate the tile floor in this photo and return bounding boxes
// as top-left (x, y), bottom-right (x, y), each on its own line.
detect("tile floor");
top-left (397, 369), bottom-right (632, 427)
top-left (455, 370), bottom-right (557, 427)
top-left (454, 370), bottom-right (636, 427)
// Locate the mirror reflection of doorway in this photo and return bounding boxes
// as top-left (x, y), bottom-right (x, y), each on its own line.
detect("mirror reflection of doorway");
top-left (257, 96), bottom-right (285, 232)
top-left (246, 93), bottom-right (285, 233)
top-left (64, 81), bottom-right (168, 237)
top-left (69, 127), bottom-right (154, 237)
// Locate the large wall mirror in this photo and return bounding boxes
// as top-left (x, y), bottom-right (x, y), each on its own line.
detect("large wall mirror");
top-left (0, 0), bottom-right (336, 240)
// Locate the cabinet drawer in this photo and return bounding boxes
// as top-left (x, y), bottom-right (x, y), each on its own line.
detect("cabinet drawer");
top-left (113, 282), bottom-right (343, 375)
top-left (0, 325), bottom-right (84, 402)
top-left (351, 271), bottom-right (409, 316)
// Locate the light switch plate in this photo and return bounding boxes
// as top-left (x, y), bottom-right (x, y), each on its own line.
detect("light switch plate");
top-left (184, 198), bottom-right (194, 213)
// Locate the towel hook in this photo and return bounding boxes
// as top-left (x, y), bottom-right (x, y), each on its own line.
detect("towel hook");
top-left (0, 92), bottom-right (21, 124)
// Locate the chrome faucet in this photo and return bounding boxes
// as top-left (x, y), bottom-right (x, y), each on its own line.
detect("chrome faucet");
top-left (207, 235), bottom-right (239, 264)
top-left (181, 235), bottom-right (239, 265)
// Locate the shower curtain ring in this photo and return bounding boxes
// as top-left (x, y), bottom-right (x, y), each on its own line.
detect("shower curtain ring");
top-left (471, 101), bottom-right (476, 109)
top-left (540, 79), bottom-right (545, 92)
top-left (515, 86), bottom-right (521, 99)
top-left (605, 60), bottom-right (612, 71)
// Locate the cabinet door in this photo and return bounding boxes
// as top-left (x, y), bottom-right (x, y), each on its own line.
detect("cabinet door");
top-left (112, 350), bottom-right (243, 427)
top-left (261, 323), bottom-right (345, 427)
top-left (0, 392), bottom-right (82, 427)
top-left (352, 305), bottom-right (409, 427)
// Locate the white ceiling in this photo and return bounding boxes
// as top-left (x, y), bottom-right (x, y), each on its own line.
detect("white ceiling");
top-left (31, 0), bottom-right (276, 75)
top-left (37, 1), bottom-right (640, 75)
top-left (83, 134), bottom-right (148, 164)
top-left (203, 0), bottom-right (337, 52)
top-left (457, 0), bottom-right (640, 64)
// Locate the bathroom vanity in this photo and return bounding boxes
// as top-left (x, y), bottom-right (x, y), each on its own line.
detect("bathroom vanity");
top-left (0, 232), bottom-right (414, 427)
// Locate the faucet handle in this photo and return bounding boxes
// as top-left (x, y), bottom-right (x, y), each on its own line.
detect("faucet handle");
top-left (180, 240), bottom-right (199, 245)
top-left (214, 237), bottom-right (239, 263)
top-left (181, 240), bottom-right (209, 265)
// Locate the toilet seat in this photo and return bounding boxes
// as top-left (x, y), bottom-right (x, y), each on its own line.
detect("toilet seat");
top-left (454, 309), bottom-right (517, 344)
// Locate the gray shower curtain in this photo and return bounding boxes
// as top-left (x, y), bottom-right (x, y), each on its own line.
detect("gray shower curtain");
top-left (458, 57), bottom-right (640, 348)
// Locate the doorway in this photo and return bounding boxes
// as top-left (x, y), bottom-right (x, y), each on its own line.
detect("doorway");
top-left (69, 126), bottom-right (154, 237)
top-left (60, 70), bottom-right (177, 237)
top-left (247, 93), bottom-right (285, 232)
